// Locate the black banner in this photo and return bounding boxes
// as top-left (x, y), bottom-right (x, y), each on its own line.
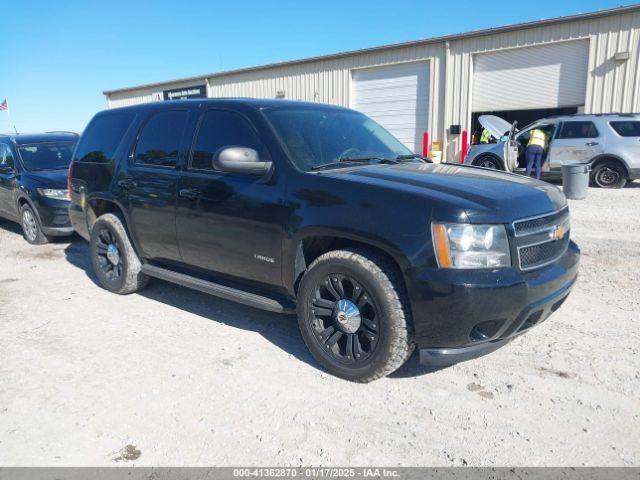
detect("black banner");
top-left (0, 468), bottom-right (638, 480)
top-left (163, 84), bottom-right (207, 101)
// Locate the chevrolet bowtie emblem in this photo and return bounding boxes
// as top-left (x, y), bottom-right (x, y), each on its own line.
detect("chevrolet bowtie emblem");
top-left (550, 224), bottom-right (567, 241)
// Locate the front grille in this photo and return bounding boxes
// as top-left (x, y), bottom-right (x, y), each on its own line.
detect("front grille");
top-left (513, 208), bottom-right (571, 271)
top-left (514, 207), bottom-right (569, 236)
top-left (519, 236), bottom-right (570, 269)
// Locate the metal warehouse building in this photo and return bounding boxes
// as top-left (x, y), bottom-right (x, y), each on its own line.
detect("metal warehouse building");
top-left (104, 5), bottom-right (640, 163)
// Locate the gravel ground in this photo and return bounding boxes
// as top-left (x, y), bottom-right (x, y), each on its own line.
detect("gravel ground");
top-left (0, 184), bottom-right (639, 466)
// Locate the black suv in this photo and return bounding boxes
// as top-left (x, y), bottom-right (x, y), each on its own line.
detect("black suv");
top-left (69, 100), bottom-right (580, 382)
top-left (0, 132), bottom-right (78, 244)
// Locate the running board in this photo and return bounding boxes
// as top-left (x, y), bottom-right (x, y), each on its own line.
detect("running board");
top-left (141, 264), bottom-right (295, 314)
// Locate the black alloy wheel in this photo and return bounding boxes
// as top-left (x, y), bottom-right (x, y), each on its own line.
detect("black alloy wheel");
top-left (297, 248), bottom-right (415, 382)
top-left (90, 213), bottom-right (149, 295)
top-left (94, 227), bottom-right (124, 282)
top-left (308, 274), bottom-right (380, 365)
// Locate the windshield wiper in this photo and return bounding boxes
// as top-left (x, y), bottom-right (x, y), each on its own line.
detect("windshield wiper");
top-left (311, 156), bottom-right (399, 171)
top-left (395, 154), bottom-right (431, 163)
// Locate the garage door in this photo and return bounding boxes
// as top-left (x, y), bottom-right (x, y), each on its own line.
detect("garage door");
top-left (351, 62), bottom-right (429, 153)
top-left (472, 40), bottom-right (589, 112)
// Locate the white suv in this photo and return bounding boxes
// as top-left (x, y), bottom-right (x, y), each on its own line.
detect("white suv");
top-left (466, 114), bottom-right (640, 188)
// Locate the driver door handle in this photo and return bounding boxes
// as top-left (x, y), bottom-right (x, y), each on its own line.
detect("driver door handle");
top-left (586, 142), bottom-right (599, 146)
top-left (179, 188), bottom-right (201, 200)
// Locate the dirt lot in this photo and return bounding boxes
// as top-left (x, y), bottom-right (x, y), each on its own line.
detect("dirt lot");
top-left (0, 185), bottom-right (639, 467)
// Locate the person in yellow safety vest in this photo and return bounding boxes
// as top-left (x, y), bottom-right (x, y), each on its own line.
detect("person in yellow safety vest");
top-left (480, 128), bottom-right (492, 144)
top-left (525, 128), bottom-right (548, 180)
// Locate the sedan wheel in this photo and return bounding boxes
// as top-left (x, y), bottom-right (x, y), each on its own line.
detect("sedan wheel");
top-left (22, 209), bottom-right (38, 243)
top-left (19, 204), bottom-right (51, 245)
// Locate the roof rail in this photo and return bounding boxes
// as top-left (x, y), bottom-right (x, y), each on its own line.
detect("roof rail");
top-left (545, 112), bottom-right (639, 119)
top-left (44, 131), bottom-right (79, 135)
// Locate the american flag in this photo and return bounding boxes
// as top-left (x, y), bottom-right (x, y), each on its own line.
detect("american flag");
top-left (0, 99), bottom-right (7, 111)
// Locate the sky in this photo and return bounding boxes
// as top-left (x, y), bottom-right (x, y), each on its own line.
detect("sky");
top-left (1, 0), bottom-right (635, 133)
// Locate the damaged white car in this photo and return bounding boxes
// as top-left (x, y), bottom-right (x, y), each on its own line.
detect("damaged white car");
top-left (465, 114), bottom-right (640, 188)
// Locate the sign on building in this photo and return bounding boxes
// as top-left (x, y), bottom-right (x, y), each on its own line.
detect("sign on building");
top-left (163, 84), bottom-right (207, 101)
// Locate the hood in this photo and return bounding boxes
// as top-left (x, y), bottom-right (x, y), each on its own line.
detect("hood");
top-left (320, 162), bottom-right (567, 223)
top-left (23, 170), bottom-right (68, 189)
top-left (479, 115), bottom-right (514, 141)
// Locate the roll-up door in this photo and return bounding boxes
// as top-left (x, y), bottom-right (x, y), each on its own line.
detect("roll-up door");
top-left (472, 40), bottom-right (589, 112)
top-left (351, 62), bottom-right (430, 153)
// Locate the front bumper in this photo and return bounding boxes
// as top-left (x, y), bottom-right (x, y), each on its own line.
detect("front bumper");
top-left (410, 240), bottom-right (580, 366)
top-left (35, 197), bottom-right (73, 236)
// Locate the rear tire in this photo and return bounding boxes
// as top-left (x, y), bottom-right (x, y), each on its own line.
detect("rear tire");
top-left (20, 204), bottom-right (51, 245)
top-left (90, 213), bottom-right (149, 294)
top-left (591, 160), bottom-right (627, 189)
top-left (297, 248), bottom-right (415, 383)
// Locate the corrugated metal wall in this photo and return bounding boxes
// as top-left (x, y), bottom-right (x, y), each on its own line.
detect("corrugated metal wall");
top-left (208, 44), bottom-right (445, 145)
top-left (444, 10), bottom-right (640, 161)
top-left (106, 9), bottom-right (640, 163)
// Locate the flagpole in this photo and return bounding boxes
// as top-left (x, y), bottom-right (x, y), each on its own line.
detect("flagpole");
top-left (6, 101), bottom-right (17, 134)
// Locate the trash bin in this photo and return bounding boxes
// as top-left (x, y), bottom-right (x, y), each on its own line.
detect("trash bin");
top-left (562, 163), bottom-right (590, 200)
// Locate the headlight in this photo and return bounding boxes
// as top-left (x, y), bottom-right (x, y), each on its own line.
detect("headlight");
top-left (37, 188), bottom-right (68, 200)
top-left (432, 223), bottom-right (511, 269)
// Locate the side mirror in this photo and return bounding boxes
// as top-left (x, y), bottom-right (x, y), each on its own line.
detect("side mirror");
top-left (213, 147), bottom-right (272, 175)
top-left (0, 165), bottom-right (14, 174)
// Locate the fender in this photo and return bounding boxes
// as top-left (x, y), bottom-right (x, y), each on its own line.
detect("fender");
top-left (283, 225), bottom-right (412, 296)
top-left (15, 187), bottom-right (42, 224)
top-left (84, 192), bottom-right (146, 257)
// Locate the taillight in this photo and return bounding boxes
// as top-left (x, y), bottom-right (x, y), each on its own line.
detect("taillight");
top-left (67, 161), bottom-right (74, 200)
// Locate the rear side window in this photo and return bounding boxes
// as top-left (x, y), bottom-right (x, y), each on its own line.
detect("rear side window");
top-left (134, 110), bottom-right (188, 168)
top-left (191, 110), bottom-right (262, 171)
top-left (74, 112), bottom-right (135, 163)
top-left (610, 121), bottom-right (640, 137)
top-left (557, 121), bottom-right (599, 139)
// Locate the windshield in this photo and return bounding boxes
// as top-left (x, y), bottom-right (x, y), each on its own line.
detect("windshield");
top-left (263, 107), bottom-right (413, 171)
top-left (17, 142), bottom-right (75, 171)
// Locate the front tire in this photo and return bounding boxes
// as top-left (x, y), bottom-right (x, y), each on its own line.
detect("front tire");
top-left (90, 213), bottom-right (149, 294)
top-left (473, 155), bottom-right (504, 170)
top-left (297, 248), bottom-right (414, 382)
top-left (20, 204), bottom-right (51, 245)
top-left (591, 161), bottom-right (627, 189)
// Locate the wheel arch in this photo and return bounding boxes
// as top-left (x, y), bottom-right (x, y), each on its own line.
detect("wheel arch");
top-left (86, 196), bottom-right (127, 228)
top-left (85, 196), bottom-right (144, 256)
top-left (589, 154), bottom-right (630, 177)
top-left (286, 229), bottom-right (410, 297)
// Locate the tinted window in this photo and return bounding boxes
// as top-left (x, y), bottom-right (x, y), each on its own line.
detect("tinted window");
top-left (18, 142), bottom-right (75, 171)
top-left (134, 110), bottom-right (188, 168)
top-left (191, 110), bottom-right (262, 171)
top-left (0, 144), bottom-right (14, 168)
top-left (610, 121), bottom-right (640, 137)
top-left (74, 112), bottom-right (135, 163)
top-left (557, 121), bottom-right (599, 139)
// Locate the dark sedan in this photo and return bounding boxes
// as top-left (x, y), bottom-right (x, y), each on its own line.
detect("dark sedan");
top-left (0, 132), bottom-right (78, 244)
